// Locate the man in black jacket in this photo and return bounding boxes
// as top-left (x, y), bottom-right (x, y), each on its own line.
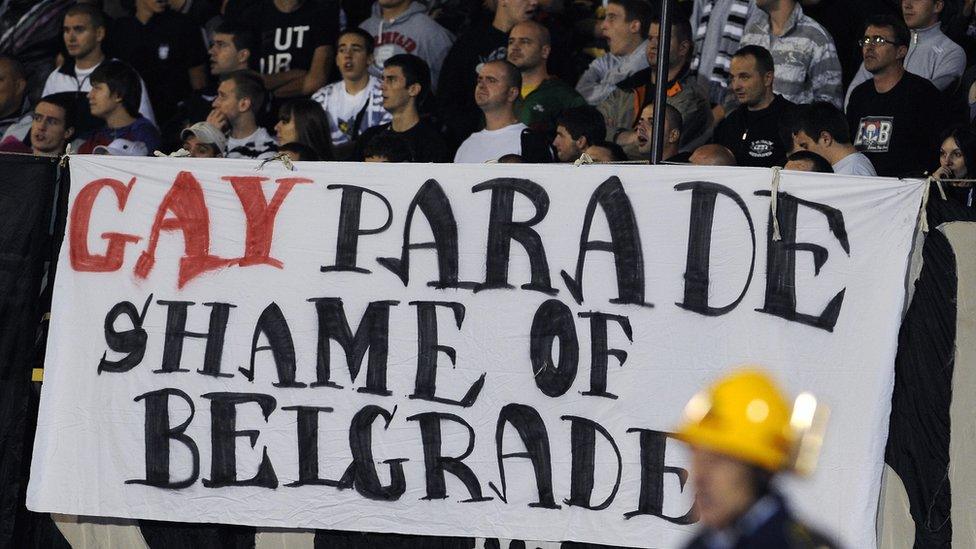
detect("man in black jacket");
top-left (712, 45), bottom-right (795, 168)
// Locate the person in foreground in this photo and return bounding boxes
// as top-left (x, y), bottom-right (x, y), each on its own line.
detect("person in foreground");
top-left (676, 367), bottom-right (838, 549)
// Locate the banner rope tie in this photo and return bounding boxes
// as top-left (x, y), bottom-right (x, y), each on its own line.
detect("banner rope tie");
top-left (573, 152), bottom-right (594, 166)
top-left (154, 148), bottom-right (190, 158)
top-left (770, 166), bottom-right (782, 241)
top-left (257, 152), bottom-right (295, 171)
top-left (58, 143), bottom-right (72, 168)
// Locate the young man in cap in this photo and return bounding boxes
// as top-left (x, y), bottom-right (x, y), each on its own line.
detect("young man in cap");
top-left (181, 121), bottom-right (226, 158)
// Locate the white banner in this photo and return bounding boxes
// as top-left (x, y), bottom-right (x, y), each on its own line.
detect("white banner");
top-left (29, 157), bottom-right (924, 548)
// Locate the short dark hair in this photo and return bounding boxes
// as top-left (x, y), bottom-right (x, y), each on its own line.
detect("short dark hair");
top-left (796, 101), bottom-right (851, 145)
top-left (37, 93), bottom-right (77, 131)
top-left (607, 0), bottom-right (654, 37)
top-left (384, 54), bottom-right (431, 110)
top-left (589, 141), bottom-right (627, 161)
top-left (279, 141), bottom-right (320, 161)
top-left (64, 4), bottom-right (107, 30)
top-left (213, 22), bottom-right (258, 56)
top-left (865, 14), bottom-right (910, 47)
top-left (787, 150), bottom-right (834, 173)
top-left (338, 27), bottom-right (375, 55)
top-left (364, 132), bottom-right (412, 162)
top-left (486, 59), bottom-right (522, 92)
top-left (650, 14), bottom-right (694, 59)
top-left (733, 45), bottom-right (775, 75)
top-left (90, 60), bottom-right (142, 118)
top-left (556, 106), bottom-right (605, 146)
top-left (222, 70), bottom-right (266, 112)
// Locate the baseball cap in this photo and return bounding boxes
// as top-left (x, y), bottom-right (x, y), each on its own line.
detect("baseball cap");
top-left (93, 138), bottom-right (148, 156)
top-left (181, 122), bottom-right (227, 153)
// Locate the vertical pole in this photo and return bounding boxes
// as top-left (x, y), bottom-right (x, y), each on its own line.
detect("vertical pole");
top-left (651, 0), bottom-right (675, 164)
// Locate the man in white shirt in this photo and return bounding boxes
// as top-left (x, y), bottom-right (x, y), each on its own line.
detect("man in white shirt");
top-left (575, 0), bottom-right (652, 105)
top-left (207, 71), bottom-right (277, 159)
top-left (311, 28), bottom-right (391, 159)
top-left (455, 60), bottom-right (527, 163)
top-left (42, 4), bottom-right (155, 125)
top-left (791, 101), bottom-right (877, 176)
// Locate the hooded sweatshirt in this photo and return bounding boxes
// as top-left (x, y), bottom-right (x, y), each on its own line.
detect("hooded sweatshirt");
top-left (359, 1), bottom-right (455, 91)
top-left (845, 21), bottom-right (966, 105)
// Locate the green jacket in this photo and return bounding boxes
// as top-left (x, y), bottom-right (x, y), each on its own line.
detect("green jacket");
top-left (516, 77), bottom-right (587, 133)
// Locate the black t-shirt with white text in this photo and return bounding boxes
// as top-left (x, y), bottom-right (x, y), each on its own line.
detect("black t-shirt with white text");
top-left (846, 72), bottom-right (944, 178)
top-left (247, 1), bottom-right (339, 75)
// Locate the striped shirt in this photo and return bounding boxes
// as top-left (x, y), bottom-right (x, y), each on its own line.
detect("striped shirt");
top-left (739, 3), bottom-right (843, 108)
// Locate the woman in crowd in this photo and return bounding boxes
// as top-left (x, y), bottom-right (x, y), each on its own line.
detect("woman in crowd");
top-left (274, 98), bottom-right (334, 161)
top-left (933, 125), bottom-right (976, 208)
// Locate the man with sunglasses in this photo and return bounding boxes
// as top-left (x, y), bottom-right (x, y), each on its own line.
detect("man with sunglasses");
top-left (846, 15), bottom-right (946, 177)
top-left (844, 0), bottom-right (964, 104)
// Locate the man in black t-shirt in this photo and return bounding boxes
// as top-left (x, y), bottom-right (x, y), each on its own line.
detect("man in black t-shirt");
top-left (355, 54), bottom-right (451, 162)
top-left (109, 0), bottom-right (207, 133)
top-left (846, 15), bottom-right (945, 177)
top-left (244, 0), bottom-right (339, 99)
top-left (712, 45), bottom-right (795, 168)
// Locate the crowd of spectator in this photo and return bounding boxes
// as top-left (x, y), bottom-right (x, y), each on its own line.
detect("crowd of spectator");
top-left (0, 0), bottom-right (973, 207)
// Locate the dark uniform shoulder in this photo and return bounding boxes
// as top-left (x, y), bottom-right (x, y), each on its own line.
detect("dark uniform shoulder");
top-left (782, 517), bottom-right (840, 549)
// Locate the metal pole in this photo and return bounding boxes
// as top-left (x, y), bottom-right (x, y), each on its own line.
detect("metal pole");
top-left (650, 0), bottom-right (675, 165)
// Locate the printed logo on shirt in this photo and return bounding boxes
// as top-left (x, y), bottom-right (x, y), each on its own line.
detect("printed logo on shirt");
top-left (260, 25), bottom-right (311, 74)
top-left (749, 139), bottom-right (774, 158)
top-left (854, 117), bottom-right (894, 153)
top-left (158, 44), bottom-right (170, 61)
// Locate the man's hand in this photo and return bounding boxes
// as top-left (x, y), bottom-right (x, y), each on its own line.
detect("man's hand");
top-left (206, 109), bottom-right (228, 132)
top-left (615, 130), bottom-right (639, 147)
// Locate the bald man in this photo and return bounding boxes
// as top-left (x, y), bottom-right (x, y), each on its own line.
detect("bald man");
top-left (507, 20), bottom-right (585, 134)
top-left (690, 143), bottom-right (737, 166)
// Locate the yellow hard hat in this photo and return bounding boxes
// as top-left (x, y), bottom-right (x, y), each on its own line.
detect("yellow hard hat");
top-left (676, 368), bottom-right (796, 472)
